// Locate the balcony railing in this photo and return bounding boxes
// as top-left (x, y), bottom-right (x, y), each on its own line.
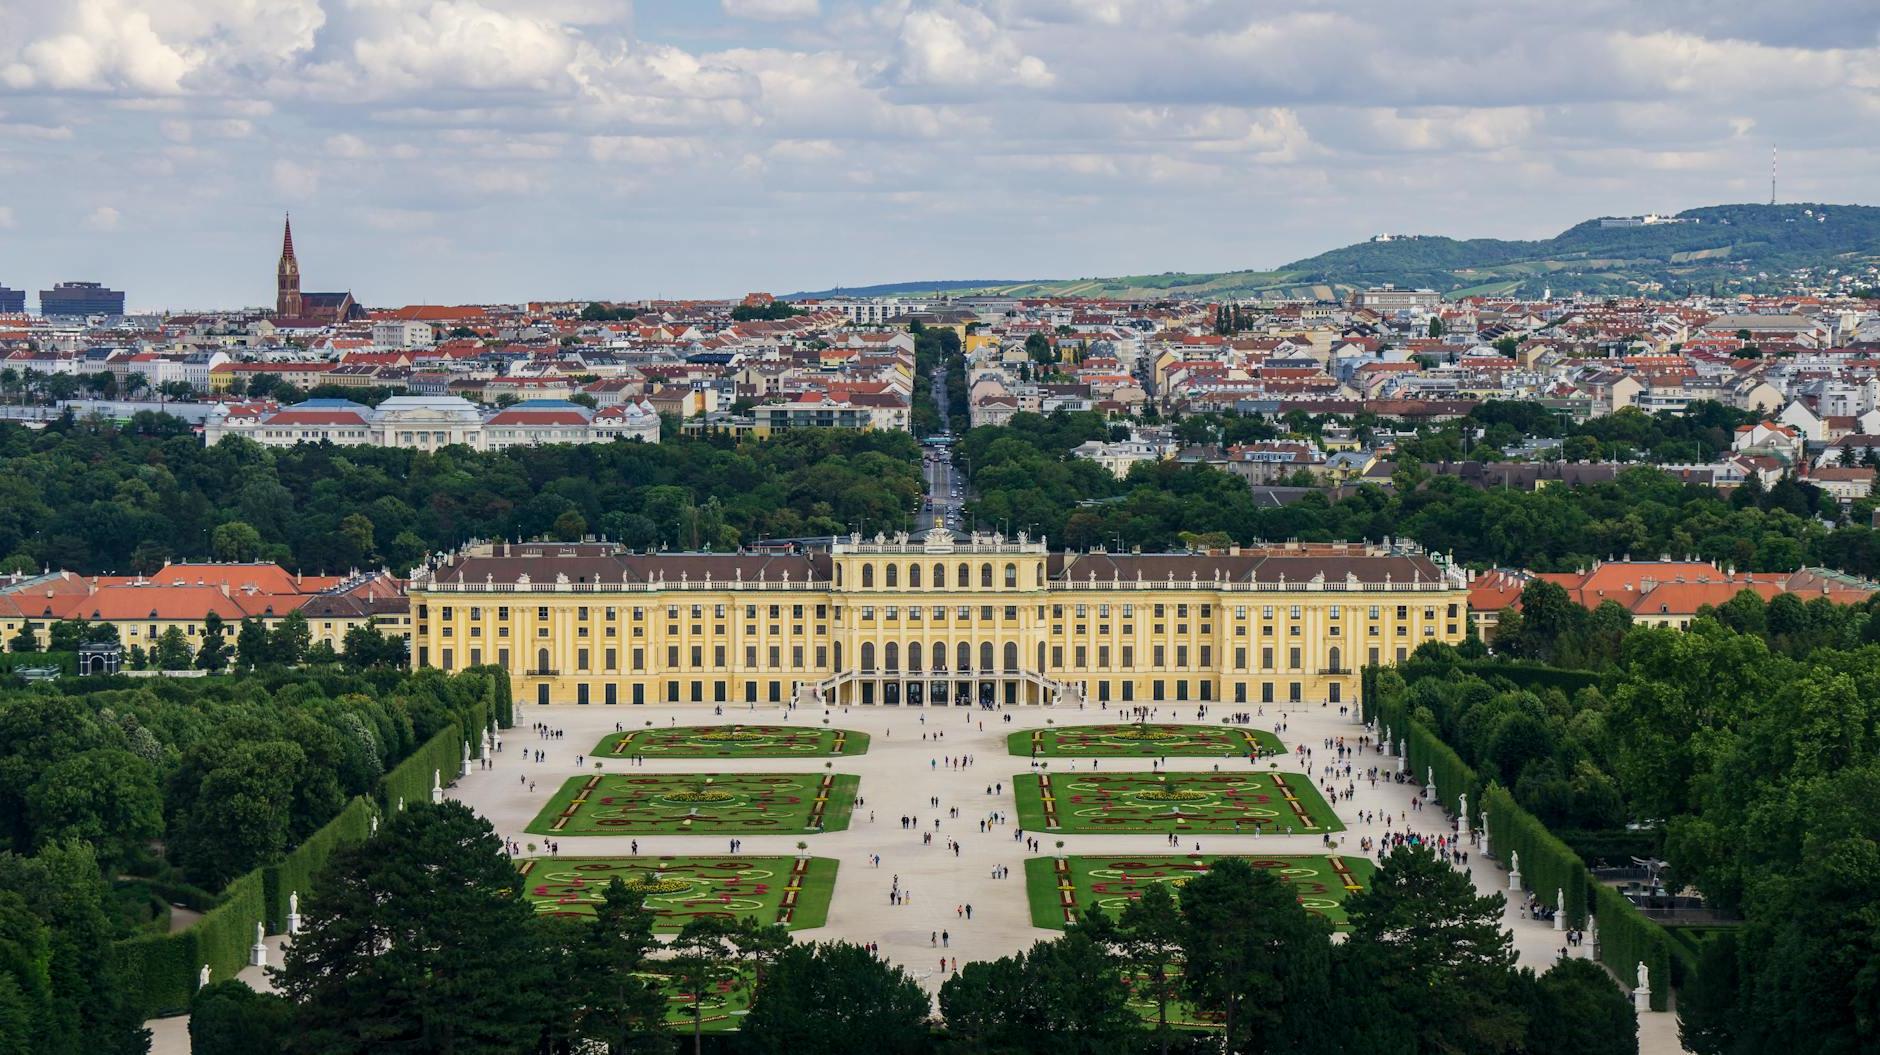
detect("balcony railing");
top-left (524, 668), bottom-right (560, 677)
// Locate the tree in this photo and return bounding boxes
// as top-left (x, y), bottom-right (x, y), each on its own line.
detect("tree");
top-left (153, 627), bottom-right (193, 670)
top-left (567, 878), bottom-right (667, 1055)
top-left (25, 749), bottom-right (163, 872)
top-left (729, 917), bottom-right (792, 991)
top-left (1024, 333), bottom-right (1055, 364)
top-left (275, 801), bottom-right (564, 1055)
top-left (1116, 883), bottom-right (1184, 1055)
top-left (1180, 857), bottom-right (1333, 1055)
top-left (196, 612), bottom-right (230, 672)
top-left (341, 622), bottom-right (407, 670)
top-left (271, 611), bottom-right (310, 666)
top-left (45, 620), bottom-right (92, 653)
top-left (6, 621), bottom-right (37, 654)
top-left (668, 916), bottom-right (736, 1055)
top-left (190, 980), bottom-right (292, 1055)
top-left (1335, 845), bottom-right (1526, 1054)
top-left (1523, 958), bottom-right (1637, 1055)
top-left (1428, 316), bottom-right (1445, 338)
top-left (739, 942), bottom-right (930, 1055)
top-left (211, 522), bottom-right (263, 562)
top-left (236, 618), bottom-right (271, 669)
top-left (1678, 930), bottom-right (1738, 1055)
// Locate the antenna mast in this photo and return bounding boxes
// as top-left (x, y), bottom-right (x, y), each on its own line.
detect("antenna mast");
top-left (1770, 146), bottom-right (1777, 207)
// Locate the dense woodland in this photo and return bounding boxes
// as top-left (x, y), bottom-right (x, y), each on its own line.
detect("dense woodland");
top-left (1377, 596), bottom-right (1880, 1055)
top-left (0, 666), bottom-right (496, 1054)
top-left (958, 409), bottom-right (1880, 576)
top-left (0, 418), bottom-right (923, 575)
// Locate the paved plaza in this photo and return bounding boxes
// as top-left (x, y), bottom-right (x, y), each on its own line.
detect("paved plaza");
top-left (149, 698), bottom-right (1686, 1052)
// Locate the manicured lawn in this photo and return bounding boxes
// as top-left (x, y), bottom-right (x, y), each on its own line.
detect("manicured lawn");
top-left (519, 855), bottom-right (839, 930)
top-left (1008, 723), bottom-right (1283, 758)
top-left (1024, 853), bottom-right (1375, 930)
top-left (644, 965), bottom-right (756, 1032)
top-left (1013, 770), bottom-right (1343, 834)
top-left (593, 724), bottom-right (869, 758)
top-left (525, 772), bottom-right (860, 836)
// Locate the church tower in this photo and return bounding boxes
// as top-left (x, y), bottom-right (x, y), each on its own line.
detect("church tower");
top-left (276, 215), bottom-right (302, 318)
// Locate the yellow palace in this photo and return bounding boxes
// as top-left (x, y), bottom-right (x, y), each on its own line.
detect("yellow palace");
top-left (406, 529), bottom-right (1468, 709)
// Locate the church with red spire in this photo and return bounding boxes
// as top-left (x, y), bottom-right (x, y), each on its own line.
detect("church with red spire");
top-left (273, 216), bottom-right (364, 326)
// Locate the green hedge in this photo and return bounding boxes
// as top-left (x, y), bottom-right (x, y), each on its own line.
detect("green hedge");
top-left (1390, 658), bottom-right (1602, 697)
top-left (263, 796), bottom-right (373, 932)
top-left (1484, 784), bottom-right (1590, 928)
top-left (1592, 881), bottom-right (1673, 1012)
top-left (117, 870), bottom-right (267, 1017)
top-left (380, 721), bottom-right (467, 814)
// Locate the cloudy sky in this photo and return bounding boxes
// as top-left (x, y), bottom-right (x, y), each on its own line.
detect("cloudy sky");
top-left (1, 0), bottom-right (1876, 310)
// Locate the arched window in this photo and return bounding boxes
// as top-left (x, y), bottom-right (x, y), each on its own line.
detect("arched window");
top-left (933, 641), bottom-right (947, 671)
top-left (909, 642), bottom-right (923, 672)
top-left (980, 641), bottom-right (994, 672)
top-left (834, 642), bottom-right (843, 670)
top-left (1036, 564), bottom-right (1045, 587)
top-left (1328, 646), bottom-right (1341, 672)
top-left (537, 647), bottom-right (550, 673)
top-left (958, 563), bottom-right (970, 589)
top-left (861, 642), bottom-right (875, 671)
top-left (861, 563), bottom-right (874, 588)
top-left (1037, 641), bottom-right (1046, 670)
top-left (958, 641), bottom-right (972, 671)
top-left (980, 563), bottom-right (993, 588)
top-left (1004, 563), bottom-right (1017, 587)
top-left (884, 642), bottom-right (898, 672)
top-left (909, 563), bottom-right (922, 588)
top-left (1004, 642), bottom-right (1019, 672)
top-left (835, 564), bottom-right (843, 587)
top-left (933, 563), bottom-right (946, 588)
top-left (886, 563), bottom-right (898, 588)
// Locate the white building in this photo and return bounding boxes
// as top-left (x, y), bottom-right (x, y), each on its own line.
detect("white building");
top-left (371, 320), bottom-right (436, 351)
top-left (204, 396), bottom-right (659, 450)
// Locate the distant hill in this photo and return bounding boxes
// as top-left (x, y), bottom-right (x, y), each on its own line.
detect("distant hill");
top-left (801, 204), bottom-right (1880, 302)
top-left (783, 279), bottom-right (1036, 300)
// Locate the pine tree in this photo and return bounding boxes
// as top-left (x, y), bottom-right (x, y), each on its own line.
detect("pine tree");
top-left (274, 801), bottom-right (564, 1055)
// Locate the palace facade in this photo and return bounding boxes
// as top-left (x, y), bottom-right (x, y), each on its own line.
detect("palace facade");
top-left (406, 530), bottom-right (1469, 709)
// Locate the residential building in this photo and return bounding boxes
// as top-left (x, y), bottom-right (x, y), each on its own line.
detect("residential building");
top-left (39, 281), bottom-right (125, 317)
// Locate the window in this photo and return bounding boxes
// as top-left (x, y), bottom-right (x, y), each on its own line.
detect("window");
top-left (981, 564), bottom-right (993, 588)
top-left (886, 564), bottom-right (898, 588)
top-left (576, 648), bottom-right (588, 671)
top-left (861, 642), bottom-right (876, 671)
top-left (909, 563), bottom-right (921, 588)
top-left (934, 563), bottom-right (946, 588)
top-left (604, 647), bottom-right (616, 670)
top-left (1004, 563), bottom-right (1017, 587)
top-left (862, 563), bottom-right (874, 588)
top-left (1289, 647), bottom-right (1301, 669)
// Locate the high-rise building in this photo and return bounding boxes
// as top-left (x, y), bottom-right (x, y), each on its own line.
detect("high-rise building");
top-left (0, 285), bottom-right (24, 313)
top-left (39, 281), bottom-right (124, 316)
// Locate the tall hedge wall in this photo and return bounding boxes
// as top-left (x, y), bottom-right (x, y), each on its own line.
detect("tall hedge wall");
top-left (1593, 882), bottom-right (1673, 1012)
top-left (263, 796), bottom-right (373, 932)
top-left (117, 869), bottom-right (267, 1017)
top-left (115, 668), bottom-right (514, 1019)
top-left (380, 721), bottom-right (466, 814)
top-left (1483, 784), bottom-right (1590, 928)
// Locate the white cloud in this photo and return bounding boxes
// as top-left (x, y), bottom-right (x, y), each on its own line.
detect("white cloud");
top-left (722, 0), bottom-right (819, 20)
top-left (888, 3), bottom-right (1055, 97)
top-left (0, 207), bottom-right (14, 229)
top-left (82, 205), bottom-right (120, 231)
top-left (272, 159), bottom-right (319, 197)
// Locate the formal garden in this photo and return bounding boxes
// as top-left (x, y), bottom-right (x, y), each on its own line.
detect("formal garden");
top-left (519, 855), bottom-right (838, 929)
top-left (526, 772), bottom-right (860, 835)
top-left (592, 723), bottom-right (869, 758)
top-left (1013, 770), bottom-right (1343, 834)
top-left (1024, 852), bottom-right (1374, 929)
top-left (1008, 722), bottom-right (1284, 758)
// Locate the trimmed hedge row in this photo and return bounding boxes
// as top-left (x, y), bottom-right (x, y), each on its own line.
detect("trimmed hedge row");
top-left (1592, 882), bottom-right (1673, 1012)
top-left (117, 870), bottom-right (267, 1017)
top-left (1483, 784), bottom-right (1590, 928)
top-left (117, 668), bottom-right (513, 1018)
top-left (262, 796), bottom-right (374, 933)
top-left (1401, 714), bottom-right (1480, 821)
top-left (1394, 659), bottom-right (1601, 696)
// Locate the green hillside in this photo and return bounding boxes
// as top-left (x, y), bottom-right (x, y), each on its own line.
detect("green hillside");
top-left (861, 203), bottom-right (1880, 302)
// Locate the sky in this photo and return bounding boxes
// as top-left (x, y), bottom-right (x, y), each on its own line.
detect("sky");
top-left (0, 0), bottom-right (1876, 311)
